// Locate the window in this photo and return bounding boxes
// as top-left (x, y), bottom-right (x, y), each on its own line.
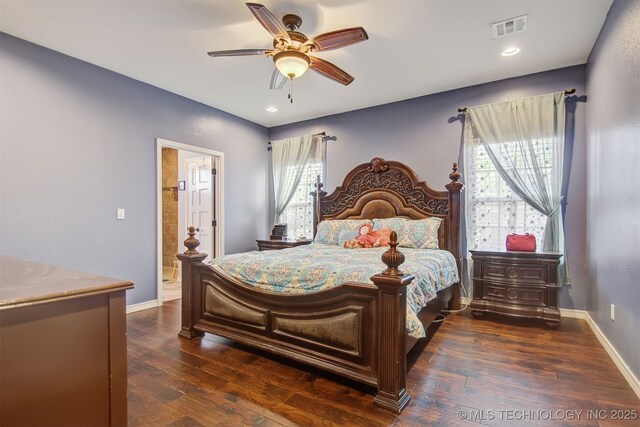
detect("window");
top-left (466, 140), bottom-right (552, 251)
top-left (281, 161), bottom-right (324, 239)
top-left (463, 92), bottom-right (567, 283)
top-left (271, 134), bottom-right (325, 239)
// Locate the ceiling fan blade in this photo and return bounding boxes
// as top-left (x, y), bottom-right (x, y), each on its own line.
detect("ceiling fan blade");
top-left (207, 49), bottom-right (273, 57)
top-left (309, 57), bottom-right (354, 85)
top-left (309, 27), bottom-right (368, 52)
top-left (270, 68), bottom-right (287, 90)
top-left (246, 3), bottom-right (291, 43)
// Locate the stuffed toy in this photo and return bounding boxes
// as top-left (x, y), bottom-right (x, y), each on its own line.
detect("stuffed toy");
top-left (342, 238), bottom-right (361, 249)
top-left (343, 223), bottom-right (392, 248)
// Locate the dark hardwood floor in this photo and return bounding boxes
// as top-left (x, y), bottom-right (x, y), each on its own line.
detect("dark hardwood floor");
top-left (127, 301), bottom-right (639, 426)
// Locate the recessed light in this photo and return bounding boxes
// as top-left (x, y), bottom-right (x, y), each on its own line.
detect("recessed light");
top-left (501, 47), bottom-right (521, 57)
top-left (266, 106), bottom-right (278, 112)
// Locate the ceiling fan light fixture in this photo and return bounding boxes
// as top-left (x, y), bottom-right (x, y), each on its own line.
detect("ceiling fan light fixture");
top-left (274, 51), bottom-right (310, 79)
top-left (501, 47), bottom-right (521, 56)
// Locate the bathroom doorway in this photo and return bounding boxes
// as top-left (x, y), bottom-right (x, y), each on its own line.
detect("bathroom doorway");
top-left (157, 138), bottom-right (224, 304)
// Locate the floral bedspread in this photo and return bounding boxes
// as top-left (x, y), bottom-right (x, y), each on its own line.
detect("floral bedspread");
top-left (209, 244), bottom-right (459, 338)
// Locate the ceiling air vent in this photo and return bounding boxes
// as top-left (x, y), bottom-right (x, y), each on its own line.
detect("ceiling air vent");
top-left (492, 15), bottom-right (527, 39)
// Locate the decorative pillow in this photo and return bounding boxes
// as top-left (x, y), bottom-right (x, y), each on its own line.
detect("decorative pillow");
top-left (314, 219), bottom-right (373, 245)
top-left (337, 228), bottom-right (359, 246)
top-left (372, 217), bottom-right (442, 249)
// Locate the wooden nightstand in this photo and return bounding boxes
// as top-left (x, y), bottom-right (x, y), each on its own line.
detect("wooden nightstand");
top-left (469, 250), bottom-right (562, 328)
top-left (256, 239), bottom-right (312, 251)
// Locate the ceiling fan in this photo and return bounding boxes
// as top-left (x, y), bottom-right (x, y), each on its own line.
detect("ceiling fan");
top-left (207, 2), bottom-right (368, 91)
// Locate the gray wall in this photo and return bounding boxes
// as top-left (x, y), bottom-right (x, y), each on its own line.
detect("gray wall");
top-left (0, 33), bottom-right (270, 305)
top-left (586, 0), bottom-right (640, 378)
top-left (270, 65), bottom-right (589, 310)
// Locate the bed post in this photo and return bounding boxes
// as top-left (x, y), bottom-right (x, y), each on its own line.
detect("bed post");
top-left (176, 226), bottom-right (206, 339)
top-left (445, 163), bottom-right (463, 310)
top-left (310, 175), bottom-right (327, 237)
top-left (371, 232), bottom-right (414, 414)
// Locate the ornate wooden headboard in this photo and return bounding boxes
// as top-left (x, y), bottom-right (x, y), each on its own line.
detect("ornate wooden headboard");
top-left (312, 157), bottom-right (463, 261)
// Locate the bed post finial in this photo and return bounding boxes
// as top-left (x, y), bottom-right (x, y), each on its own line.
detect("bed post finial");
top-left (380, 231), bottom-right (405, 276)
top-left (311, 175), bottom-right (327, 237)
top-left (449, 162), bottom-right (462, 185)
top-left (314, 174), bottom-right (324, 193)
top-left (370, 231), bottom-right (414, 413)
top-left (183, 226), bottom-right (200, 255)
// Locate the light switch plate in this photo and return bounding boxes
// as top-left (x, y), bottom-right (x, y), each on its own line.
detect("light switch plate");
top-left (116, 208), bottom-right (125, 220)
top-left (610, 304), bottom-right (615, 321)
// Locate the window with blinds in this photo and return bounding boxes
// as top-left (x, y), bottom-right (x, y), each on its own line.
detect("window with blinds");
top-left (466, 140), bottom-right (552, 251)
top-left (281, 161), bottom-right (324, 239)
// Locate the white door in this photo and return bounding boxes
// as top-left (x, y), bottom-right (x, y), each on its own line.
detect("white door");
top-left (187, 157), bottom-right (214, 261)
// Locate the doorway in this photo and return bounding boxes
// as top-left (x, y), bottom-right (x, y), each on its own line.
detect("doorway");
top-left (161, 147), bottom-right (180, 301)
top-left (157, 138), bottom-right (224, 304)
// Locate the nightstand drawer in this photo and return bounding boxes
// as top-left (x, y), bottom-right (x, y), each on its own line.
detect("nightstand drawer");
top-left (482, 262), bottom-right (548, 284)
top-left (481, 283), bottom-right (547, 307)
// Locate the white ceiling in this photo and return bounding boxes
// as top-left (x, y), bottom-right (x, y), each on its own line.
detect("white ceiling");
top-left (0, 0), bottom-right (612, 127)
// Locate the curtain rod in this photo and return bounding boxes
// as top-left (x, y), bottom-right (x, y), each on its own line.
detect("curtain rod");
top-left (267, 132), bottom-right (335, 151)
top-left (456, 88), bottom-right (576, 114)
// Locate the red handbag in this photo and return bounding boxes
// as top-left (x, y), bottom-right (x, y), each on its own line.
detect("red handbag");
top-left (505, 233), bottom-right (536, 252)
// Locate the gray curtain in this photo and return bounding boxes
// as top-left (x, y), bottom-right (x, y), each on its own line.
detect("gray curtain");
top-left (467, 92), bottom-right (569, 285)
top-left (271, 134), bottom-right (325, 224)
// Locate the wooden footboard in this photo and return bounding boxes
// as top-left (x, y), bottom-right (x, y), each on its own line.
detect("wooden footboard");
top-left (187, 262), bottom-right (380, 385)
top-left (179, 230), bottom-right (420, 413)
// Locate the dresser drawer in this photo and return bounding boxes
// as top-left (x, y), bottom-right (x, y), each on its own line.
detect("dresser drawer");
top-left (482, 262), bottom-right (548, 284)
top-left (481, 283), bottom-right (547, 307)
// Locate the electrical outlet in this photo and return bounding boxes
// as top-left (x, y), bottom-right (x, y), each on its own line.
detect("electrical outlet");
top-left (116, 208), bottom-right (125, 220)
top-left (610, 304), bottom-right (615, 321)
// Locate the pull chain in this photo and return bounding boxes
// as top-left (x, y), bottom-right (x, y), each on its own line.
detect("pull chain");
top-left (288, 77), bottom-right (294, 103)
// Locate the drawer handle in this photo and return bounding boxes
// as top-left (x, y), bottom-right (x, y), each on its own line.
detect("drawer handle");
top-left (506, 289), bottom-right (519, 299)
top-left (505, 267), bottom-right (519, 278)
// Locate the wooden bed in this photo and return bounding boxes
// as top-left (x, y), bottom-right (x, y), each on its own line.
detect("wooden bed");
top-left (177, 157), bottom-right (462, 413)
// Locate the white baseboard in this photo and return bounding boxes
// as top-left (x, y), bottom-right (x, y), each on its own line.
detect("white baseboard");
top-left (559, 308), bottom-right (638, 398)
top-left (559, 308), bottom-right (587, 319)
top-left (126, 299), bottom-right (160, 314)
top-left (582, 311), bottom-right (640, 399)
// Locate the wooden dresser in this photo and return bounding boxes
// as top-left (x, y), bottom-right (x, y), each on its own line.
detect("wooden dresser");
top-left (0, 256), bottom-right (134, 426)
top-left (469, 250), bottom-right (562, 328)
top-left (256, 238), bottom-right (312, 251)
